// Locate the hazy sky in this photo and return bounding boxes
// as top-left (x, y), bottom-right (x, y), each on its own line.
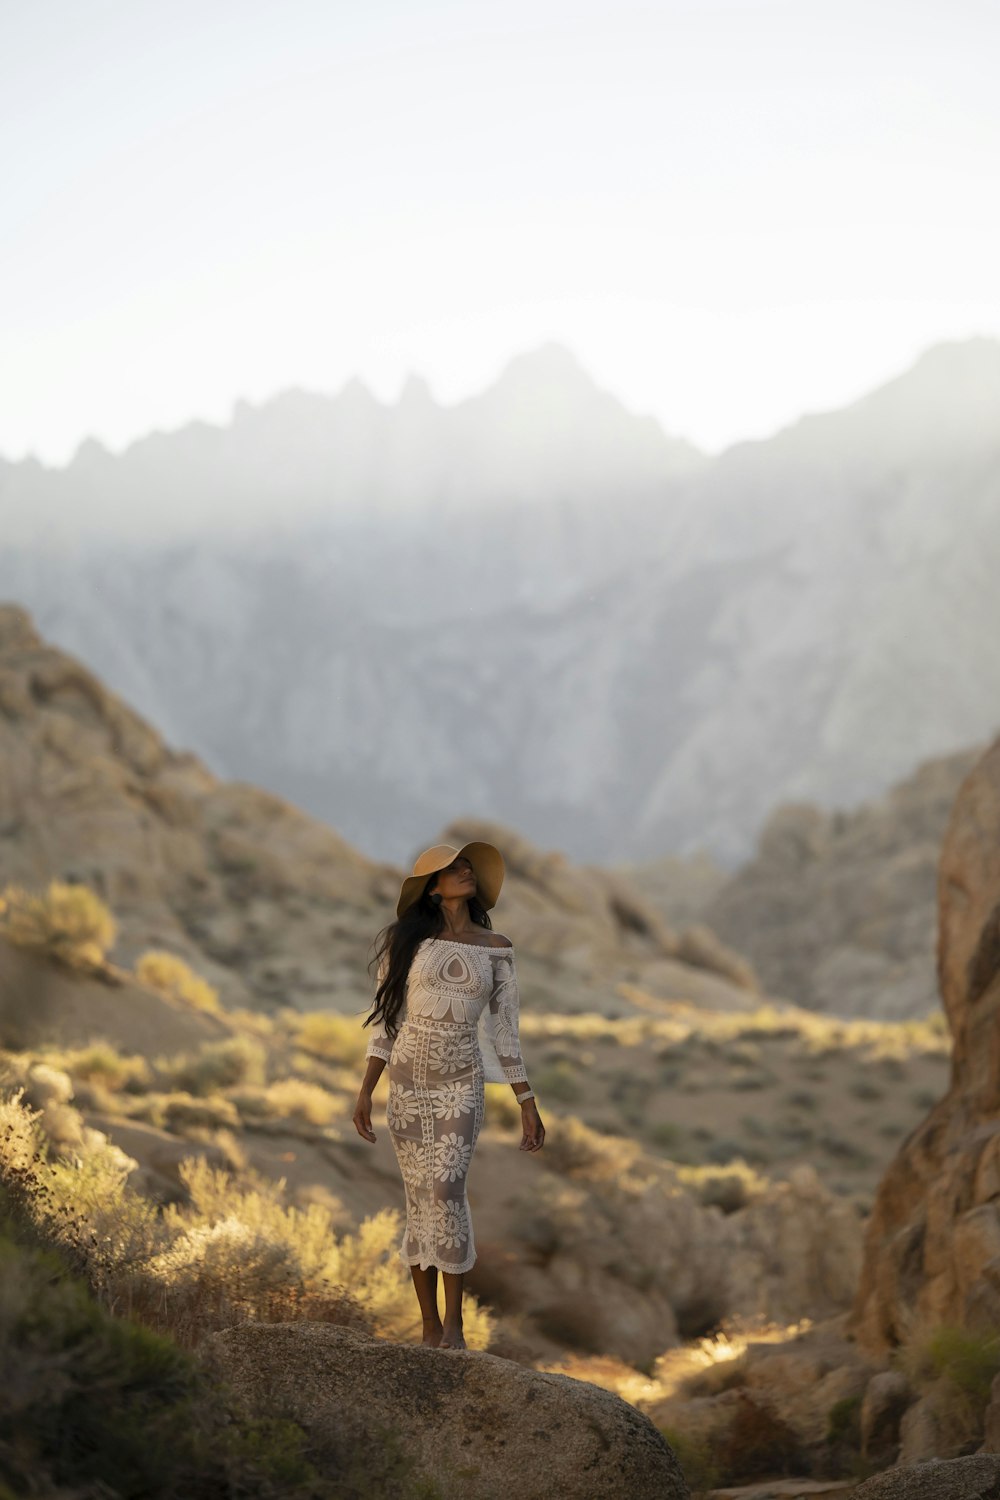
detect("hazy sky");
top-left (3, 0), bottom-right (998, 466)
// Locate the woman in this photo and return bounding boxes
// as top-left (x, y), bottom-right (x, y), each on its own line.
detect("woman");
top-left (353, 840), bottom-right (545, 1350)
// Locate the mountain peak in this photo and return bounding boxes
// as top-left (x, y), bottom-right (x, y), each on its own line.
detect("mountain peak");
top-left (397, 373), bottom-right (436, 408)
top-left (71, 435), bottom-right (112, 467)
top-left (494, 341), bottom-right (592, 388)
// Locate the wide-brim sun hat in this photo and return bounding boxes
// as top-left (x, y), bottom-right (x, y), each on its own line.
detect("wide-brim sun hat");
top-left (396, 841), bottom-right (505, 919)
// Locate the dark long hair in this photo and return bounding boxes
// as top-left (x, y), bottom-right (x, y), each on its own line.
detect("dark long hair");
top-left (363, 872), bottom-right (495, 1042)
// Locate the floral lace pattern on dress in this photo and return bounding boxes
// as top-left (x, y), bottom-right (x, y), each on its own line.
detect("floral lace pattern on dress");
top-left (363, 937), bottom-right (529, 1272)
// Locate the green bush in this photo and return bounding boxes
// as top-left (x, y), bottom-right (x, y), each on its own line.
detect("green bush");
top-left (905, 1326), bottom-right (1000, 1407)
top-left (0, 1225), bottom-right (326, 1499)
top-left (658, 1424), bottom-right (723, 1492)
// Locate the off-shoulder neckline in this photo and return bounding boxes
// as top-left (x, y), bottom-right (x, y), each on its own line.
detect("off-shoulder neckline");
top-left (422, 937), bottom-right (514, 953)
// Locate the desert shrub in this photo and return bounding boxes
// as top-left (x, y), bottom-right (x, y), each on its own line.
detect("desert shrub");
top-left (162, 1092), bottom-right (242, 1133)
top-left (705, 1138), bottom-right (753, 1165)
top-left (540, 1114), bottom-right (640, 1180)
top-left (827, 1394), bottom-right (863, 1440)
top-left (0, 1085), bottom-right (494, 1360)
top-left (822, 1134), bottom-right (872, 1165)
top-left (849, 1078), bottom-right (885, 1101)
top-left (891, 1324), bottom-right (1000, 1455)
top-left (227, 1006), bottom-right (275, 1037)
top-left (533, 1059), bottom-right (581, 1104)
top-left (57, 1042), bottom-right (152, 1092)
top-left (136, 950), bottom-right (220, 1013)
top-left (154, 1036), bottom-right (267, 1095)
top-left (658, 1424), bottom-right (723, 1492)
top-left (294, 1011), bottom-right (368, 1067)
top-left (0, 1227), bottom-right (327, 1499)
top-left (165, 1157), bottom-right (494, 1350)
top-left (676, 1158), bottom-right (770, 1213)
top-left (730, 1072), bottom-right (769, 1091)
top-left (0, 1085), bottom-right (164, 1313)
top-left (898, 1324), bottom-right (1000, 1408)
top-left (260, 1078), bottom-right (346, 1126)
top-left (647, 1121), bottom-right (683, 1151)
top-left (0, 880), bottom-right (116, 965)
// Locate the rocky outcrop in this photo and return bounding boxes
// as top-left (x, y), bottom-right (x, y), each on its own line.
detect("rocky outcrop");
top-left (850, 734), bottom-right (1000, 1351)
top-left (695, 747), bottom-right (982, 1019)
top-left (851, 1454), bottom-right (1000, 1498)
top-left (472, 1149), bottom-right (864, 1365)
top-left (205, 1322), bottom-right (689, 1500)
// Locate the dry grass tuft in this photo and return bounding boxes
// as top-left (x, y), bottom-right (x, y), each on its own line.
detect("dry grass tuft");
top-left (153, 1037), bottom-right (267, 1095)
top-left (0, 880), bottom-right (117, 966)
top-left (135, 950), bottom-right (221, 1013)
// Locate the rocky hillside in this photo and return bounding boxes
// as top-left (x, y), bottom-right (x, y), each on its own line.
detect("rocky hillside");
top-left (5, 604), bottom-right (994, 1493)
top-left (0, 602), bottom-right (754, 1020)
top-left (626, 744), bottom-right (983, 1020)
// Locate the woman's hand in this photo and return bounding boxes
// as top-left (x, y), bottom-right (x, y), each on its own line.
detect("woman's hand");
top-left (353, 1089), bottom-right (376, 1143)
top-left (519, 1100), bottom-right (544, 1152)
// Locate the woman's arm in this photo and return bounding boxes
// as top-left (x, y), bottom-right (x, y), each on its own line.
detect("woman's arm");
top-left (353, 1055), bottom-right (386, 1142)
top-left (490, 951), bottom-right (544, 1153)
top-left (354, 954), bottom-right (391, 1143)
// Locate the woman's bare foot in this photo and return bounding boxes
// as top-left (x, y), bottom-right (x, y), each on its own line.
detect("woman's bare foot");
top-left (421, 1316), bottom-right (444, 1347)
top-left (439, 1323), bottom-right (467, 1349)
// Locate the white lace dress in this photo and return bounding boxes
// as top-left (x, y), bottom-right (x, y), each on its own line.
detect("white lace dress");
top-left (364, 936), bottom-right (529, 1275)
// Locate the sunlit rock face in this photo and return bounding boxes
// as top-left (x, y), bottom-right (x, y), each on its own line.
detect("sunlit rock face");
top-left (850, 733), bottom-right (1000, 1352)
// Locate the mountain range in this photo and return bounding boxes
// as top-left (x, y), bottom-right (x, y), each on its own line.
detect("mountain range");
top-left (2, 335), bottom-right (998, 865)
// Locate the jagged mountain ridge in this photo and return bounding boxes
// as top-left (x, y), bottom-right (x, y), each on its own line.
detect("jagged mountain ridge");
top-left (1, 341), bottom-right (705, 544)
top-left (2, 337), bottom-right (999, 865)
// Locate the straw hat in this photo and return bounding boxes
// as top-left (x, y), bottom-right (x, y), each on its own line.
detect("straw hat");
top-left (396, 841), bottom-right (505, 918)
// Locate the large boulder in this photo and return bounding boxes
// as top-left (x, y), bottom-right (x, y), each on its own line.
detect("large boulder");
top-left (205, 1322), bottom-right (689, 1500)
top-left (850, 735), bottom-right (1000, 1351)
top-left (851, 1454), bottom-right (1000, 1498)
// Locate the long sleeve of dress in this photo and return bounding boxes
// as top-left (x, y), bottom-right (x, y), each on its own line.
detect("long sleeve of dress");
top-left (484, 949), bottom-right (528, 1084)
top-left (364, 953), bottom-right (393, 1063)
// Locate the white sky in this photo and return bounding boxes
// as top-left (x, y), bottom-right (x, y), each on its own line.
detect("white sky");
top-left (2, 0), bottom-right (999, 466)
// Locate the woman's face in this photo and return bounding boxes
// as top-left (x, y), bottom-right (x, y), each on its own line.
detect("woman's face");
top-left (430, 855), bottom-right (477, 902)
